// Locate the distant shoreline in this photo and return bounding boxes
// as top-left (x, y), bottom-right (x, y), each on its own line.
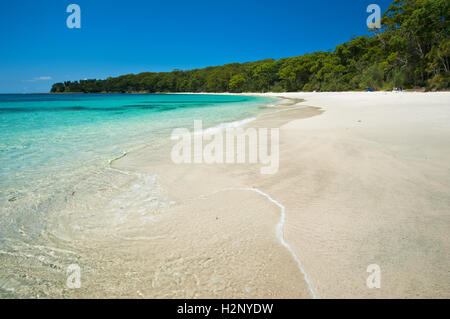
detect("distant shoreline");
top-left (3, 87), bottom-right (447, 95)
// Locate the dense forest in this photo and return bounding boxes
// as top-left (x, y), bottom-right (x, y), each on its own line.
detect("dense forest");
top-left (51, 0), bottom-right (449, 93)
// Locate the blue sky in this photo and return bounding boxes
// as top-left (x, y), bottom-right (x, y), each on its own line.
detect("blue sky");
top-left (0, 0), bottom-right (393, 93)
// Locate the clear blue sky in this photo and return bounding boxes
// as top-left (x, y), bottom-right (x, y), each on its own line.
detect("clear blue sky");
top-left (0, 0), bottom-right (393, 93)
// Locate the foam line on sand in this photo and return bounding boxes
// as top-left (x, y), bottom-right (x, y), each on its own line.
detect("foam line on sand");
top-left (196, 187), bottom-right (318, 299)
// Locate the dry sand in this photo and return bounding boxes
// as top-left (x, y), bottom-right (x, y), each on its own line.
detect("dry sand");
top-left (239, 92), bottom-right (450, 298)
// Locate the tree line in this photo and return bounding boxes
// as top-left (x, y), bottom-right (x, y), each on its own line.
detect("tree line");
top-left (51, 0), bottom-right (449, 93)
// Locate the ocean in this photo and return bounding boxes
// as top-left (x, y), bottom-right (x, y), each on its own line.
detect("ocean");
top-left (0, 93), bottom-right (276, 297)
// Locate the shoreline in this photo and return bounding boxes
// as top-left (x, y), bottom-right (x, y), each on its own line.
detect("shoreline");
top-left (105, 95), bottom-right (322, 298)
top-left (1, 94), bottom-right (290, 298)
top-left (5, 88), bottom-right (448, 95)
top-left (240, 92), bottom-right (450, 298)
top-left (118, 91), bottom-right (449, 298)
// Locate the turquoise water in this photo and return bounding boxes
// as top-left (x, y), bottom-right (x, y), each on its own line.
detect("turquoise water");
top-left (0, 94), bottom-right (277, 297)
top-left (0, 93), bottom-right (275, 237)
top-left (1, 95), bottom-right (271, 183)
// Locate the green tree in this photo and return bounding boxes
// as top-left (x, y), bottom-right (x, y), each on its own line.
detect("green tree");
top-left (229, 74), bottom-right (247, 92)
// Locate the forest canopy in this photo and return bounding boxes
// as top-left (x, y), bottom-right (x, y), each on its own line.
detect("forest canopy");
top-left (51, 0), bottom-right (449, 93)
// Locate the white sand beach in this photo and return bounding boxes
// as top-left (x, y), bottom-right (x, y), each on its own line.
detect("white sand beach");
top-left (240, 92), bottom-right (450, 298)
top-left (106, 91), bottom-right (449, 298)
top-left (39, 91), bottom-right (449, 299)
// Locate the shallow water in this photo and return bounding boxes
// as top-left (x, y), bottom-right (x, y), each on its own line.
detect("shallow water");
top-left (0, 93), bottom-right (277, 297)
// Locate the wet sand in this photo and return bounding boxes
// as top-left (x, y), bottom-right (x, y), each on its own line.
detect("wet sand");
top-left (122, 91), bottom-right (450, 298)
top-left (101, 100), bottom-right (322, 298)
